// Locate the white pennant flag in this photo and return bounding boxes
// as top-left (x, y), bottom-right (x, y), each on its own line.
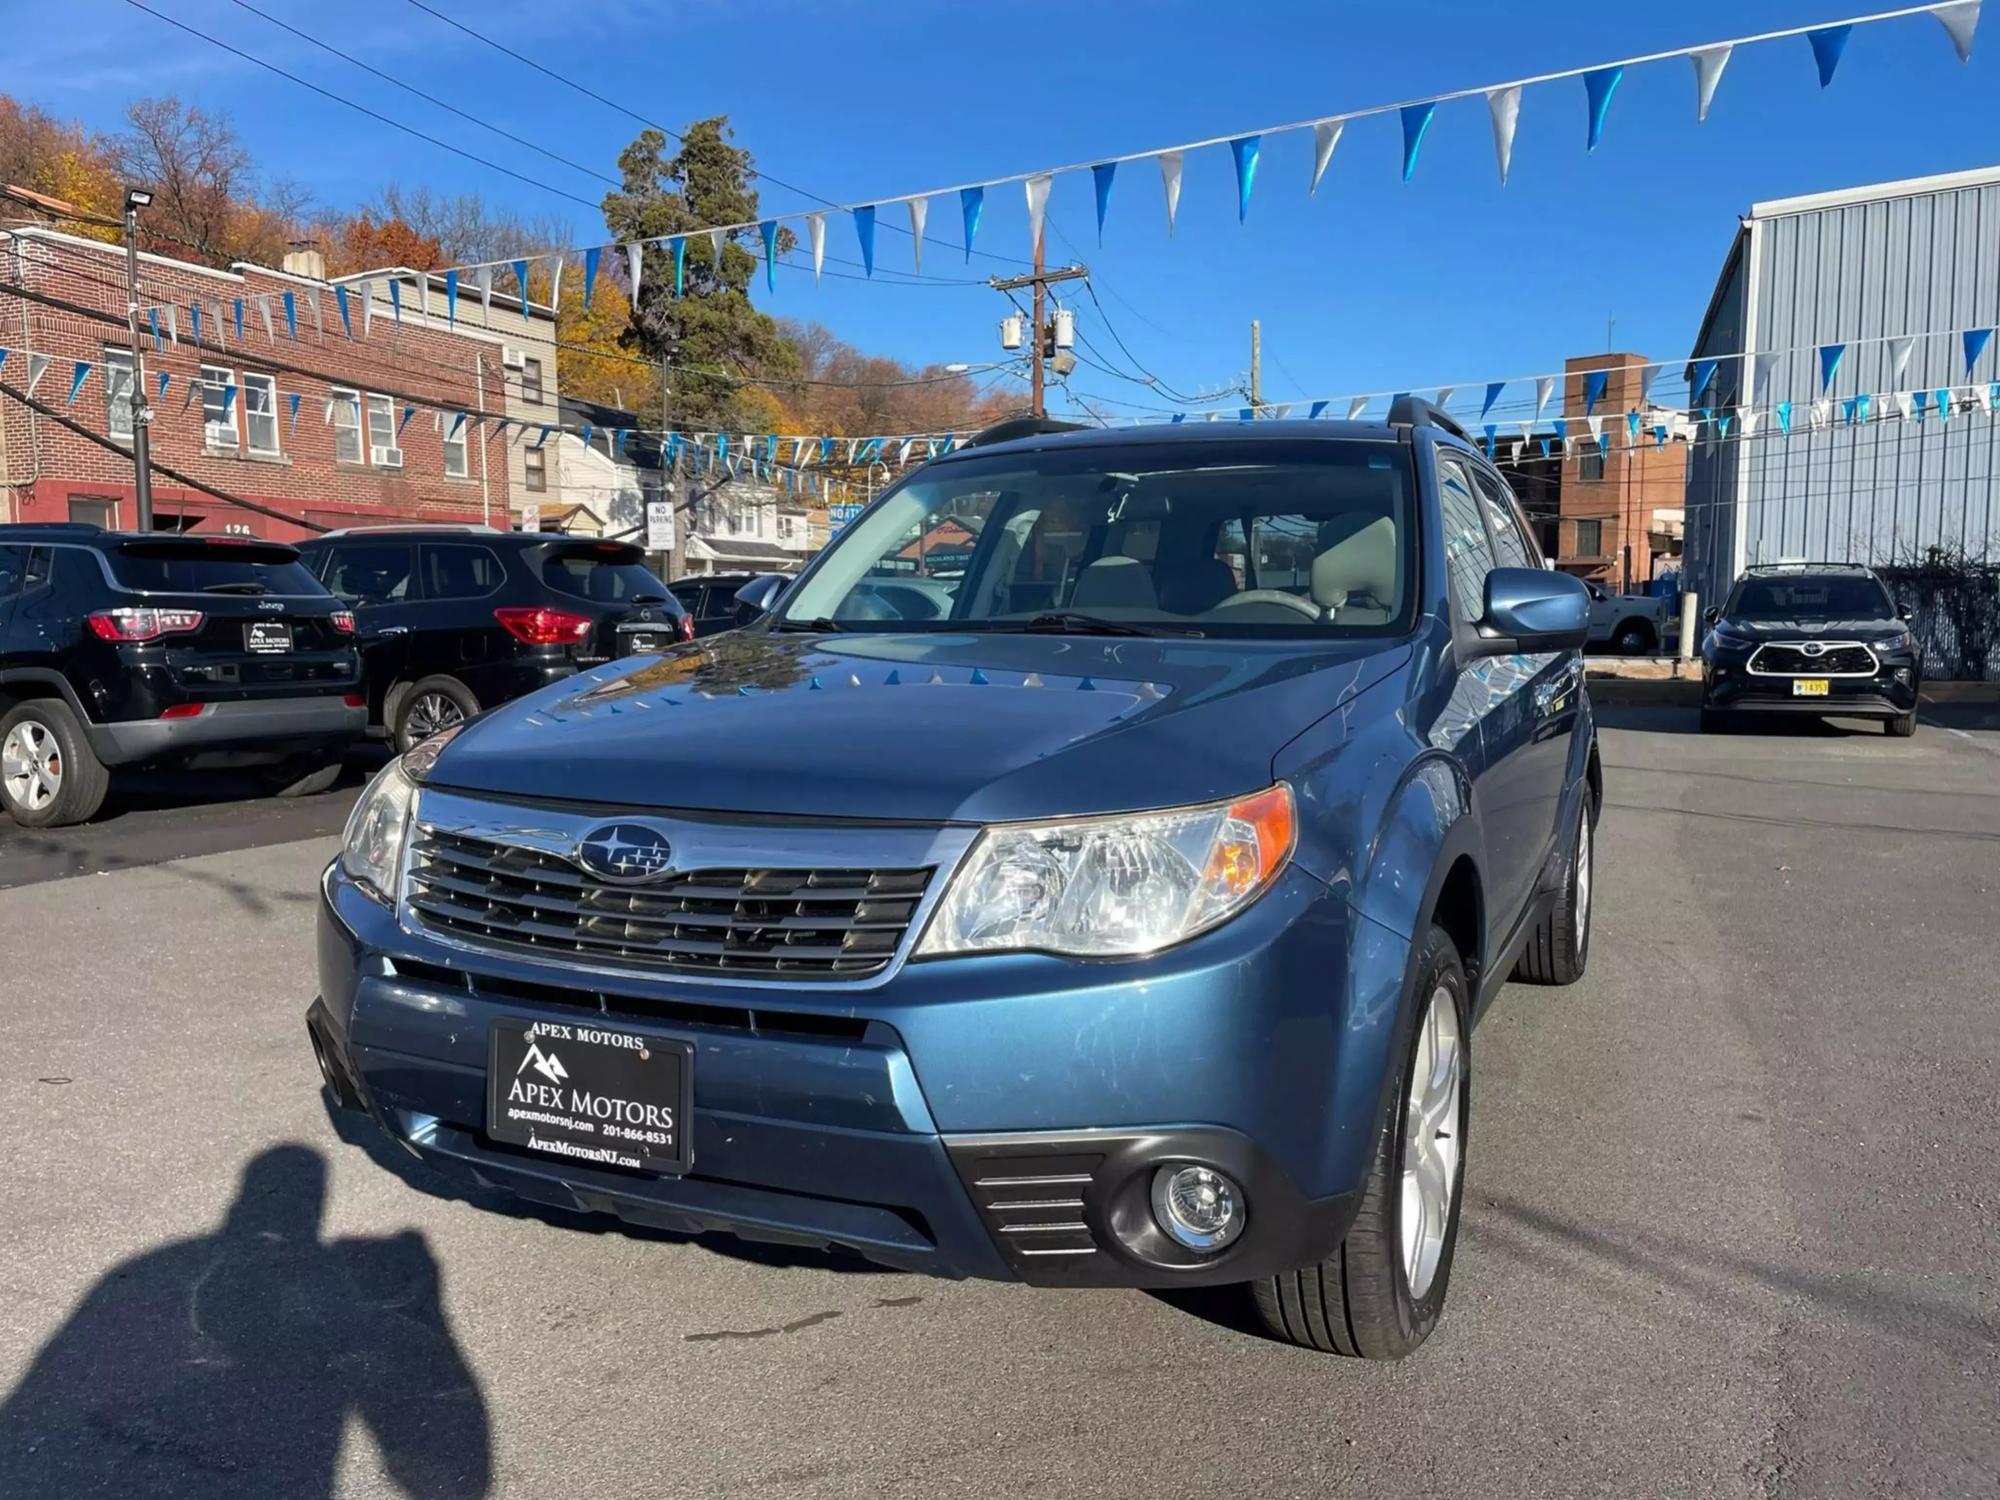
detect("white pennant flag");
top-left (806, 214), bottom-right (826, 283)
top-left (305, 287), bottom-right (323, 336)
top-left (897, 438), bottom-right (916, 465)
top-left (1309, 120), bottom-right (1344, 194)
top-left (1518, 420), bottom-right (1537, 446)
top-left (548, 256), bottom-right (562, 311)
top-left (1637, 363), bottom-right (1659, 406)
top-left (210, 300), bottom-right (227, 350)
top-left (1753, 350), bottom-right (1780, 401)
top-left (24, 352), bottom-right (51, 397)
top-left (476, 266), bottom-right (493, 316)
top-left (1894, 391), bottom-right (1916, 421)
top-left (1347, 396), bottom-right (1368, 421)
top-left (907, 197), bottom-right (928, 274)
top-left (1158, 151), bottom-right (1184, 235)
top-left (322, 397), bottom-right (335, 424)
top-left (1741, 408), bottom-right (1762, 437)
top-left (708, 228), bottom-right (726, 267)
top-left (1585, 414), bottom-right (1604, 445)
top-left (1435, 387), bottom-right (1455, 409)
top-left (1691, 44), bottom-right (1732, 122)
top-left (1024, 174), bottom-right (1052, 259)
top-left (1888, 336), bottom-right (1916, 385)
top-left (1974, 383), bottom-right (1994, 414)
top-left (1486, 86), bottom-right (1522, 184)
top-left (627, 242), bottom-right (643, 303)
top-left (1811, 398), bottom-right (1832, 429)
top-left (257, 295), bottom-right (275, 342)
top-left (1936, 1), bottom-right (1980, 62)
top-left (164, 305), bottom-right (179, 345)
top-left (358, 279), bottom-right (374, 337)
top-left (1534, 375), bottom-right (1555, 418)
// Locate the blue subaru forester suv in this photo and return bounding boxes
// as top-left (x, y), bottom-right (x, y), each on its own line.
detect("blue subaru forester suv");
top-left (310, 402), bottom-right (1598, 1359)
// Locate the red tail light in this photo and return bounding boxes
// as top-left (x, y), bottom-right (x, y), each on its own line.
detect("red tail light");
top-left (88, 608), bottom-right (205, 642)
top-left (342, 692), bottom-right (366, 708)
top-left (330, 610), bottom-right (356, 634)
top-left (159, 703), bottom-right (206, 720)
top-left (677, 613), bottom-right (696, 642)
top-left (494, 605), bottom-right (593, 645)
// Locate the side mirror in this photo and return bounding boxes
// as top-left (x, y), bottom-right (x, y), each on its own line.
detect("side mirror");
top-left (1702, 605), bottom-right (1719, 624)
top-left (1468, 567), bottom-right (1590, 657)
top-left (732, 572), bottom-right (790, 624)
top-left (1897, 602), bottom-right (1913, 622)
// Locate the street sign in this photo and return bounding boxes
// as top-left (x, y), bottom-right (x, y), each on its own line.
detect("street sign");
top-left (827, 501), bottom-right (864, 537)
top-left (517, 502), bottom-right (539, 533)
top-left (645, 499), bottom-right (675, 552)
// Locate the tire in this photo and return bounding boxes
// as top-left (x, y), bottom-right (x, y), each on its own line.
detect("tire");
top-left (392, 676), bottom-right (478, 754)
top-left (1514, 783), bottom-right (1595, 985)
top-left (1252, 924), bottom-right (1470, 1359)
top-left (1885, 709), bottom-right (1917, 738)
top-left (0, 699), bottom-right (111, 828)
top-left (1612, 620), bottom-right (1655, 656)
top-left (259, 754), bottom-right (344, 798)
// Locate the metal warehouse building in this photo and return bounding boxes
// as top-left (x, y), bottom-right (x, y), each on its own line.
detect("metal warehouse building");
top-left (1683, 165), bottom-right (2000, 610)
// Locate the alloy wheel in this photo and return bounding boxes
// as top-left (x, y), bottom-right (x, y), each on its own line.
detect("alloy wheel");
top-left (406, 692), bottom-right (464, 741)
top-left (1, 721), bottom-right (63, 813)
top-left (1400, 982), bottom-right (1464, 1300)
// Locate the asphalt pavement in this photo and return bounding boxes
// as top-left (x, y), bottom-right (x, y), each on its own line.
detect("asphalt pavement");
top-left (0, 705), bottom-right (1994, 1498)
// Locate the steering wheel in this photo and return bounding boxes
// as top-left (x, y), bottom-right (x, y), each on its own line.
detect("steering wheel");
top-left (1209, 589), bottom-right (1322, 621)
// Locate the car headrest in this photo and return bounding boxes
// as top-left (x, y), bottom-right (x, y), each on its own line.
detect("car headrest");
top-left (1070, 556), bottom-right (1158, 611)
top-left (1310, 515), bottom-right (1398, 615)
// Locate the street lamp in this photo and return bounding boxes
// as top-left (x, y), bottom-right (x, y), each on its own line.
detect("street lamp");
top-left (121, 186), bottom-right (156, 531)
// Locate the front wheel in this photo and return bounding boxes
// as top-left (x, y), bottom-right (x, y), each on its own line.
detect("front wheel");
top-left (1252, 924), bottom-right (1470, 1359)
top-left (1612, 621), bottom-right (1655, 655)
top-left (1514, 783), bottom-right (1595, 985)
top-left (1885, 709), bottom-right (1917, 738)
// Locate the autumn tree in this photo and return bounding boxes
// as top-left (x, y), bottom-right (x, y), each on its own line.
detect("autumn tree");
top-left (0, 97), bottom-right (120, 242)
top-left (325, 212), bottom-right (446, 275)
top-left (105, 97), bottom-right (307, 266)
top-left (600, 118), bottom-right (799, 430)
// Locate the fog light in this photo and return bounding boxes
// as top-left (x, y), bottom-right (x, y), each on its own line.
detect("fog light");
top-left (1151, 1165), bottom-right (1245, 1252)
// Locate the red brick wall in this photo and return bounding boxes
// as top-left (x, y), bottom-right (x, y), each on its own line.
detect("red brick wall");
top-left (1, 232), bottom-right (511, 540)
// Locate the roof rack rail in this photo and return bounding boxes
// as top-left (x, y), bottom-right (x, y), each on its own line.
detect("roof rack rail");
top-left (963, 416), bottom-right (1088, 449)
top-left (308, 523), bottom-right (502, 539)
top-left (1385, 395), bottom-right (1473, 443)
top-left (1742, 560), bottom-right (1874, 574)
top-left (0, 520), bottom-right (104, 532)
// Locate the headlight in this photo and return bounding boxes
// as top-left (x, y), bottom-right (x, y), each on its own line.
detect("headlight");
top-left (339, 760), bottom-right (415, 903)
top-left (918, 785), bottom-right (1295, 960)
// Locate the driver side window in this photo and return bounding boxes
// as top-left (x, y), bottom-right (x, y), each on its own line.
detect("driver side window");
top-left (1436, 455), bottom-right (1496, 624)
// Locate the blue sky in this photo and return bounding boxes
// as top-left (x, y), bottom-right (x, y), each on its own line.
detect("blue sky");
top-left (12, 0), bottom-right (1994, 423)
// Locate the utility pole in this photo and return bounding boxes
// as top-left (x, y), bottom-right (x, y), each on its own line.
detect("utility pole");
top-left (1249, 319), bottom-right (1262, 413)
top-left (989, 252), bottom-right (1086, 419)
top-left (121, 187), bottom-right (156, 531)
top-left (658, 355), bottom-right (677, 579)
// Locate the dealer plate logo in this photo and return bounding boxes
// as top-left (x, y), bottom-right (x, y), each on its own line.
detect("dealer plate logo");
top-left (574, 822), bottom-right (675, 884)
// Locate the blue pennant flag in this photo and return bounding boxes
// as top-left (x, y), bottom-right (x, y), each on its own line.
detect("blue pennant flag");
top-left (615, 428), bottom-right (630, 458)
top-left (335, 285), bottom-right (352, 337)
top-left (760, 221), bottom-right (777, 294)
top-left (716, 433), bottom-right (730, 465)
top-left (1238, 408), bottom-right (1254, 422)
top-left (1808, 24), bottom-right (1852, 87)
top-left (281, 291), bottom-right (297, 340)
top-left (1964, 327), bottom-right (1993, 374)
top-left (148, 308), bottom-right (161, 350)
top-left (820, 436), bottom-right (834, 461)
top-left (1092, 162), bottom-right (1116, 244)
top-left (1857, 393), bottom-right (1872, 424)
top-left (1818, 343), bottom-right (1845, 390)
top-left (156, 370), bottom-right (168, 399)
top-left (0, 348), bottom-right (8, 372)
top-left (220, 384), bottom-right (237, 420)
top-left (853, 205), bottom-right (876, 277)
top-left (960, 186), bottom-right (983, 262)
top-left (1627, 410), bottom-right (1642, 443)
top-left (1400, 102), bottom-right (1437, 181)
top-left (1308, 399), bottom-right (1328, 419)
top-left (513, 259), bottom-right (530, 316)
top-left (1584, 66), bottom-right (1624, 151)
top-left (1692, 358), bottom-right (1717, 401)
top-left (389, 279), bottom-right (402, 323)
top-left (582, 247), bottom-right (600, 310)
top-left (189, 303), bottom-right (201, 344)
top-left (1913, 389), bottom-right (1930, 420)
top-left (399, 406), bottom-right (416, 434)
top-left (1482, 422), bottom-right (1497, 455)
top-left (1539, 437), bottom-right (1552, 457)
top-left (1717, 412), bottom-right (1733, 439)
top-left (673, 237), bottom-right (688, 297)
top-left (1583, 369), bottom-right (1608, 413)
top-left (1170, 413), bottom-right (1186, 424)
top-left (1776, 401), bottom-right (1793, 433)
top-left (1652, 424), bottom-right (1667, 448)
top-left (1841, 396), bottom-right (1859, 425)
top-left (1482, 381), bottom-right (1505, 418)
top-left (444, 269), bottom-right (457, 325)
top-left (577, 423), bottom-right (593, 449)
top-left (287, 391), bottom-right (301, 433)
top-left (448, 412), bottom-right (465, 439)
top-left (1935, 387), bottom-right (1951, 422)
top-left (233, 299), bottom-right (245, 340)
top-left (1230, 135), bottom-right (1260, 223)
top-left (66, 360), bottom-right (90, 404)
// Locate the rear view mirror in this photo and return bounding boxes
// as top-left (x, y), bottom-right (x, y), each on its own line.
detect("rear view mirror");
top-left (1897, 602), bottom-right (1913, 622)
top-left (1468, 567), bottom-right (1589, 657)
top-left (733, 572), bottom-right (790, 624)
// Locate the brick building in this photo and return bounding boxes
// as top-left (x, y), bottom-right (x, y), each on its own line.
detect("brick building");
top-left (1554, 352), bottom-right (1690, 589)
top-left (0, 228), bottom-right (556, 540)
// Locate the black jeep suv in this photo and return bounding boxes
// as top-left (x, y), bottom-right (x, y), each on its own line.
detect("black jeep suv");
top-left (0, 525), bottom-right (364, 827)
top-left (296, 527), bottom-right (691, 751)
top-left (1700, 562), bottom-right (1920, 736)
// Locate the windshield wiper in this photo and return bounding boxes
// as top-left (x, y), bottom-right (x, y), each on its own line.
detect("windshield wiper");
top-left (628, 592), bottom-right (668, 605)
top-left (769, 616), bottom-right (846, 632)
top-left (1015, 611), bottom-right (1202, 638)
top-left (202, 582), bottom-right (270, 595)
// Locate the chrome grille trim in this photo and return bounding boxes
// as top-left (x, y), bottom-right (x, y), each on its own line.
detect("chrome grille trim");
top-left (1747, 640), bottom-right (1880, 677)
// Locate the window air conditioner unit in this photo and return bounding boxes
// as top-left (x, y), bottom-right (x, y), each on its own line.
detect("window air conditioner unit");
top-left (371, 445), bottom-right (404, 469)
top-left (502, 347), bottom-right (526, 369)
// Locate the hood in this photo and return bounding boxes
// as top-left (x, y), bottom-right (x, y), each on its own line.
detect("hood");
top-left (426, 630), bottom-right (1411, 823)
top-left (1719, 617), bottom-right (1908, 645)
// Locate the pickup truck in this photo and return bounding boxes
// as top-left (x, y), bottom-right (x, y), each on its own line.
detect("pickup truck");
top-left (1583, 581), bottom-right (1671, 654)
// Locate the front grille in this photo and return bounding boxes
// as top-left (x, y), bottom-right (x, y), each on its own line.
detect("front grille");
top-left (405, 826), bottom-right (931, 979)
top-left (1750, 642), bottom-right (1877, 676)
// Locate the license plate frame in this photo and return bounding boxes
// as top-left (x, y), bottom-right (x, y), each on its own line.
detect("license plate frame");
top-left (243, 620), bottom-right (293, 654)
top-left (487, 1018), bottom-right (692, 1174)
top-left (1792, 678), bottom-right (1830, 697)
top-left (620, 631), bottom-right (664, 654)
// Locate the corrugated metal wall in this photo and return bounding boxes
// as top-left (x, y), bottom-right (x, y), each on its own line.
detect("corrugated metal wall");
top-left (1685, 235), bottom-right (1747, 604)
top-left (1742, 181), bottom-right (2000, 583)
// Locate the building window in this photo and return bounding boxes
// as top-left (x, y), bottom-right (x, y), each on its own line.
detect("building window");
top-left (103, 346), bottom-right (135, 440)
top-left (523, 445), bottom-right (547, 492)
top-left (242, 372), bottom-right (280, 456)
top-left (777, 513), bottom-right (798, 543)
top-left (1579, 451), bottom-right (1605, 482)
top-left (200, 364), bottom-right (237, 448)
top-left (521, 356), bottom-right (543, 404)
top-left (331, 386), bottom-right (363, 463)
top-left (69, 496), bottom-right (116, 529)
top-left (443, 416), bottom-right (469, 478)
top-left (364, 394), bottom-right (397, 465)
top-left (1575, 519), bottom-right (1603, 556)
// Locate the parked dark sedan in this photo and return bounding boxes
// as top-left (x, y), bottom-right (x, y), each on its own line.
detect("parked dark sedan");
top-left (1700, 563), bottom-right (1919, 736)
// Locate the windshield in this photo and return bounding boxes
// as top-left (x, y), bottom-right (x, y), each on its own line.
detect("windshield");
top-left (1727, 575), bottom-right (1894, 621)
top-left (779, 440), bottom-right (1414, 636)
top-left (110, 540), bottom-right (326, 595)
top-left (539, 547), bottom-right (673, 605)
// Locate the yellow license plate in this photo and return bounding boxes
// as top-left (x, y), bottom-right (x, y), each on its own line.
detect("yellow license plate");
top-left (1792, 679), bottom-right (1830, 697)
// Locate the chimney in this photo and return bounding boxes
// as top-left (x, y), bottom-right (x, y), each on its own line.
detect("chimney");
top-left (282, 240), bottom-right (326, 281)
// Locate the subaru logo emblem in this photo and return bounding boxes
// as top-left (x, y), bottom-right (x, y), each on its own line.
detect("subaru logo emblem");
top-left (574, 822), bottom-right (675, 883)
top-left (1803, 641), bottom-right (1826, 657)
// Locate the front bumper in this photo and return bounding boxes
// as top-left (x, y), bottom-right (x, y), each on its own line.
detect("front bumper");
top-left (89, 694), bottom-right (366, 766)
top-left (1703, 656), bottom-right (1918, 718)
top-left (311, 853), bottom-right (1391, 1287)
